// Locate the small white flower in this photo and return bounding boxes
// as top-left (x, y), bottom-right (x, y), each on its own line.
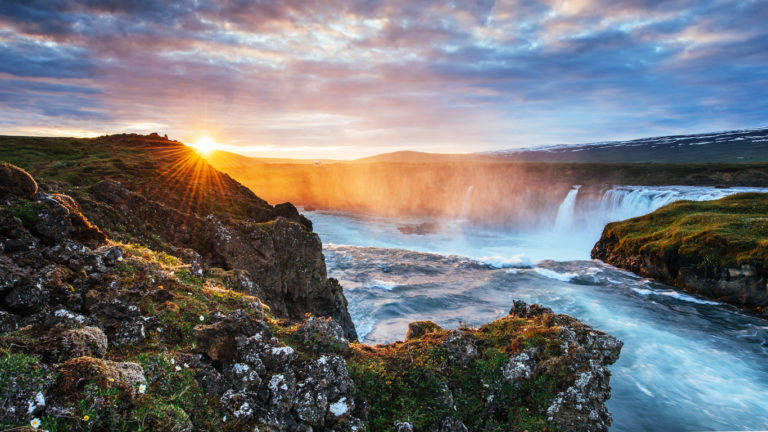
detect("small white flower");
top-left (138, 384), bottom-right (146, 394)
top-left (30, 418), bottom-right (41, 429)
top-left (175, 365), bottom-right (181, 372)
top-left (222, 416), bottom-right (227, 423)
top-left (170, 358), bottom-right (176, 365)
top-left (199, 315), bottom-right (205, 321)
top-left (183, 363), bottom-right (189, 368)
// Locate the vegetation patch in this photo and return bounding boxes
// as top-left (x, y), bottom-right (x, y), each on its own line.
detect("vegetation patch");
top-left (600, 192), bottom-right (768, 268)
top-left (347, 318), bottom-right (563, 432)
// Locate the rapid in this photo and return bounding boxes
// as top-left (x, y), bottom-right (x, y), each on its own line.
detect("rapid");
top-left (305, 185), bottom-right (768, 431)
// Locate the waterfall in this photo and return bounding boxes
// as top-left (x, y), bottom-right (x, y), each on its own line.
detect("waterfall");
top-left (554, 185), bottom-right (581, 231)
top-left (594, 186), bottom-right (757, 226)
top-left (459, 185), bottom-right (474, 221)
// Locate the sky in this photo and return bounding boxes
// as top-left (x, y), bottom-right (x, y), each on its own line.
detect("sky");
top-left (0, 0), bottom-right (767, 159)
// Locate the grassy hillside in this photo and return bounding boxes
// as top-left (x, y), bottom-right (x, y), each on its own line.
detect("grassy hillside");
top-left (597, 193), bottom-right (768, 268)
top-left (0, 134), bottom-right (272, 221)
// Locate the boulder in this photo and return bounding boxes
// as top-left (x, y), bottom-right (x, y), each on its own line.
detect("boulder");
top-left (0, 163), bottom-right (37, 201)
top-left (3, 325), bottom-right (108, 362)
top-left (294, 316), bottom-right (349, 353)
top-left (56, 357), bottom-right (147, 403)
top-left (510, 300), bottom-right (552, 318)
top-left (441, 331), bottom-right (479, 366)
top-left (273, 202), bottom-right (313, 231)
top-left (404, 320), bottom-right (443, 340)
top-left (193, 310), bottom-right (270, 364)
top-left (34, 194), bottom-right (106, 248)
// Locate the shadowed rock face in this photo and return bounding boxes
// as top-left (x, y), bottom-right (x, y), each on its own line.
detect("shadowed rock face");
top-left (591, 194), bottom-right (768, 314)
top-left (593, 238), bottom-right (768, 313)
top-left (86, 179), bottom-right (357, 340)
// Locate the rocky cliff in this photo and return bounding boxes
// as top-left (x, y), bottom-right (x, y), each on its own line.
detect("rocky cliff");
top-left (592, 193), bottom-right (768, 313)
top-left (0, 136), bottom-right (623, 431)
top-left (0, 135), bottom-right (355, 340)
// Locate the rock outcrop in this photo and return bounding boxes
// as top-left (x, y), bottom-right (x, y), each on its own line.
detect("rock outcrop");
top-left (84, 179), bottom-right (356, 340)
top-left (591, 193), bottom-right (768, 313)
top-left (593, 235), bottom-right (768, 311)
top-left (0, 163), bottom-right (37, 201)
top-left (349, 300), bottom-right (622, 432)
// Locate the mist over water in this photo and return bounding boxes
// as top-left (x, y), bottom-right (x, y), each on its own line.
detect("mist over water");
top-left (306, 184), bottom-right (768, 432)
top-left (309, 185), bottom-right (768, 262)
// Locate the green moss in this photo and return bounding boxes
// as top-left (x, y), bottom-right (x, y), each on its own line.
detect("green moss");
top-left (347, 318), bottom-right (560, 431)
top-left (7, 200), bottom-right (46, 229)
top-left (134, 353), bottom-right (219, 430)
top-left (601, 192), bottom-right (768, 268)
top-left (0, 350), bottom-right (49, 395)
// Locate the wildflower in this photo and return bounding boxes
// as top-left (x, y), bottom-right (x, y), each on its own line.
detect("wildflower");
top-left (175, 365), bottom-right (181, 372)
top-left (170, 358), bottom-right (176, 365)
top-left (138, 384), bottom-right (146, 394)
top-left (83, 415), bottom-right (90, 421)
top-left (199, 315), bottom-right (205, 321)
top-left (183, 363), bottom-right (189, 368)
top-left (30, 418), bottom-right (41, 429)
top-left (108, 378), bottom-right (115, 382)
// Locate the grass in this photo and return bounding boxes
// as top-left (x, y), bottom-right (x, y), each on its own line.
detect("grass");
top-left (8, 200), bottom-right (46, 229)
top-left (0, 134), bottom-right (273, 221)
top-left (600, 192), bottom-right (768, 268)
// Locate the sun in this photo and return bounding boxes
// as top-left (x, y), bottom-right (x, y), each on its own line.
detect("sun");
top-left (190, 136), bottom-right (218, 155)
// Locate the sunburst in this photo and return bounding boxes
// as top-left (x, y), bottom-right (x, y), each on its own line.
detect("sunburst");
top-left (190, 136), bottom-right (218, 155)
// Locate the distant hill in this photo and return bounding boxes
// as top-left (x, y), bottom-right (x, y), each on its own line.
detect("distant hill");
top-left (207, 149), bottom-right (341, 168)
top-left (353, 150), bottom-right (495, 164)
top-left (486, 126), bottom-right (768, 163)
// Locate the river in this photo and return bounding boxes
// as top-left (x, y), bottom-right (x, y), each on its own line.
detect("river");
top-left (304, 185), bottom-right (768, 431)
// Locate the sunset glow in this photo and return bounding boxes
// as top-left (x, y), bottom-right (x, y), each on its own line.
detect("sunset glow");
top-left (190, 136), bottom-right (218, 155)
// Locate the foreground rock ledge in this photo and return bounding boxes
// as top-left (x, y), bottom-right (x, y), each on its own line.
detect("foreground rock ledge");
top-left (349, 300), bottom-right (623, 432)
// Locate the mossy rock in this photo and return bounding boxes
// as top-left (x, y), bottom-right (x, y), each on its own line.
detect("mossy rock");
top-left (0, 162), bottom-right (37, 200)
top-left (404, 320), bottom-right (443, 341)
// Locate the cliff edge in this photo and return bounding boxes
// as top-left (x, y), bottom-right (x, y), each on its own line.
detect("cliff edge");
top-left (0, 135), bottom-right (355, 340)
top-left (592, 192), bottom-right (768, 313)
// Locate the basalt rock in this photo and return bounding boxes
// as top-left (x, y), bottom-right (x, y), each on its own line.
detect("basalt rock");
top-left (404, 320), bottom-right (443, 340)
top-left (56, 357), bottom-right (147, 404)
top-left (86, 179), bottom-right (357, 340)
top-left (294, 315), bottom-right (350, 353)
top-left (0, 163), bottom-right (37, 201)
top-left (353, 300), bottom-right (622, 432)
top-left (193, 312), bottom-right (365, 431)
top-left (592, 230), bottom-right (768, 313)
top-left (33, 193), bottom-right (107, 248)
top-left (1, 325), bottom-right (107, 362)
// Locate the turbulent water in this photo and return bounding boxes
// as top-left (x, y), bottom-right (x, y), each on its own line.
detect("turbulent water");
top-left (305, 184), bottom-right (768, 431)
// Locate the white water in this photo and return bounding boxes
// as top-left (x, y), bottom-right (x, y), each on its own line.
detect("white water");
top-left (303, 184), bottom-right (768, 431)
top-left (306, 185), bottom-right (768, 262)
top-left (554, 185), bottom-right (580, 230)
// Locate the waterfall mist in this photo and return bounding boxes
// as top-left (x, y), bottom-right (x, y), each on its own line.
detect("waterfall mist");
top-left (209, 158), bottom-right (768, 255)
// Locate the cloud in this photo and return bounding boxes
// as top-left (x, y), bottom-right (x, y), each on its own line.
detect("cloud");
top-left (0, 0), bottom-right (765, 156)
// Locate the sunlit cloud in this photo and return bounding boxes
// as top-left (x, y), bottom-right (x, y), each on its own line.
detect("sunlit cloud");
top-left (0, 0), bottom-right (766, 158)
